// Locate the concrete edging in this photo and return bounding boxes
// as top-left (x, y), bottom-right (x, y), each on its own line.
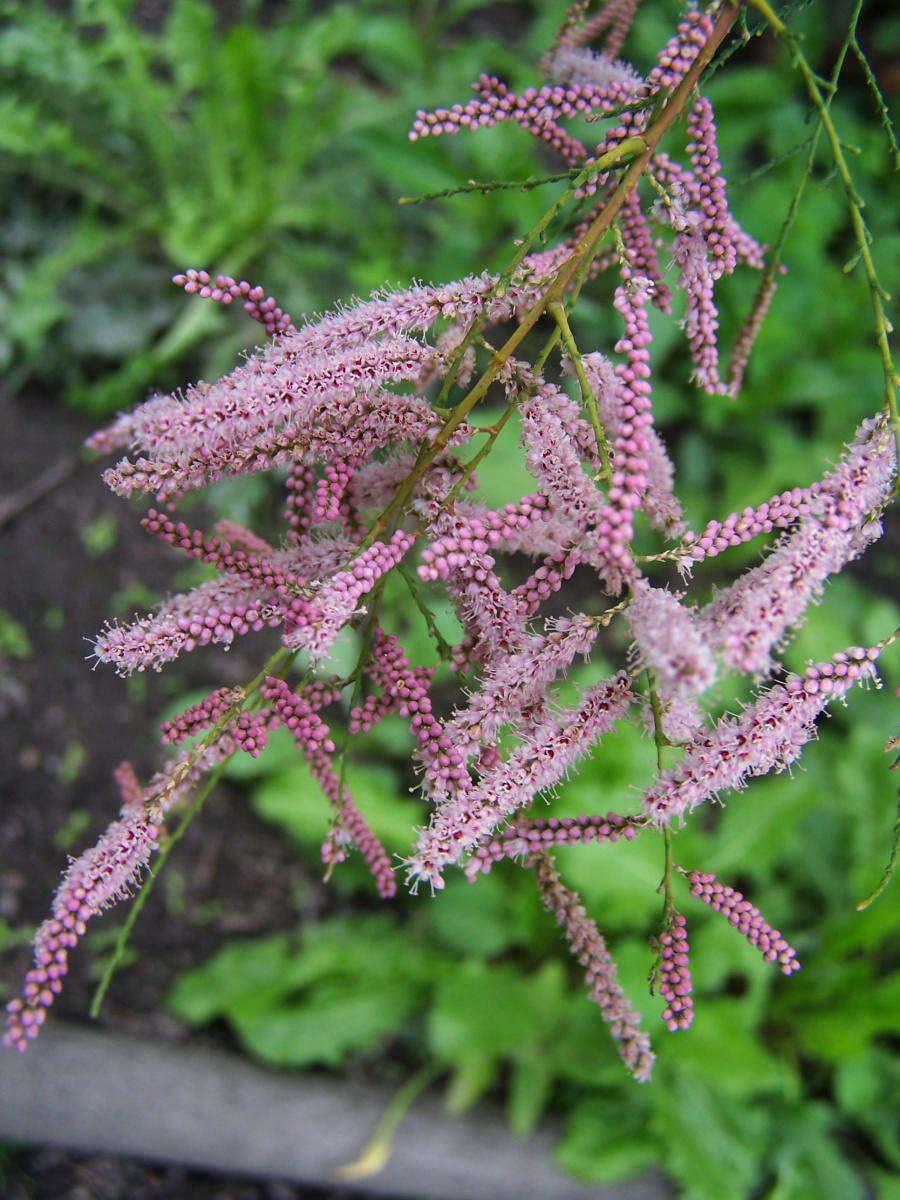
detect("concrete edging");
top-left (0, 1021), bottom-right (670, 1199)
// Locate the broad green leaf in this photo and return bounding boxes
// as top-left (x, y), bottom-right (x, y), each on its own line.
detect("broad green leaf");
top-left (167, 914), bottom-right (443, 1027)
top-left (653, 998), bottom-right (799, 1100)
top-left (789, 970), bottom-right (900, 1059)
top-left (555, 1096), bottom-right (657, 1184)
top-left (166, 934), bottom-right (298, 1024)
top-left (443, 1050), bottom-right (498, 1114)
top-left (552, 999), bottom-right (636, 1086)
top-left (252, 759), bottom-right (422, 856)
top-left (834, 1051), bottom-right (900, 1170)
top-left (871, 1171), bottom-right (900, 1200)
top-left (765, 1102), bottom-right (867, 1200)
top-left (649, 1067), bottom-right (764, 1200)
top-left (231, 979), bottom-right (418, 1068)
top-left (425, 871), bottom-right (528, 957)
top-left (427, 961), bottom-right (566, 1062)
top-left (506, 1050), bottom-right (553, 1137)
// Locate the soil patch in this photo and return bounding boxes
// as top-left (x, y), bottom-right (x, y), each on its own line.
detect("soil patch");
top-left (0, 388), bottom-right (341, 1198)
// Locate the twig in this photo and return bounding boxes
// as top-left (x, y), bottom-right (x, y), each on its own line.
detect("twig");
top-left (855, 784), bottom-right (900, 911)
top-left (748, 0), bottom-right (898, 424)
top-left (365, 1), bottom-right (741, 548)
top-left (398, 170), bottom-right (574, 204)
top-left (0, 454), bottom-right (78, 528)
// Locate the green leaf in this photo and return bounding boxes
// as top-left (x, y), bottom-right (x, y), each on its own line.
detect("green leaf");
top-left (166, 913), bottom-right (443, 1029)
top-left (443, 1050), bottom-right (498, 1114)
top-left (870, 1171), bottom-right (900, 1200)
top-left (649, 1068), bottom-right (765, 1200)
top-left (657, 998), bottom-right (799, 1099)
top-left (166, 934), bottom-right (298, 1024)
top-left (833, 1051), bottom-right (882, 1114)
top-left (230, 978), bottom-right (418, 1068)
top-left (506, 1050), bottom-right (553, 1137)
top-left (163, 0), bottom-right (216, 92)
top-left (834, 1052), bottom-right (900, 1168)
top-left (0, 609), bottom-right (32, 659)
top-left (427, 960), bottom-right (567, 1063)
top-left (765, 1102), bottom-right (866, 1200)
top-left (555, 1096), bottom-right (657, 1184)
top-left (556, 833), bottom-right (663, 928)
top-left (790, 970), bottom-right (900, 1059)
top-left (425, 871), bottom-right (528, 957)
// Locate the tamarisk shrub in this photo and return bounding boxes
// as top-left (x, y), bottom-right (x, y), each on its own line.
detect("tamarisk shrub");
top-left (5, 0), bottom-right (898, 1084)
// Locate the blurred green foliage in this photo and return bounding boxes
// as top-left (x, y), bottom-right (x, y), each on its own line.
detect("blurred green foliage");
top-left (0, 608), bottom-right (32, 659)
top-left (0, 0), bottom-right (561, 413)
top-left (7, 0), bottom-right (899, 1195)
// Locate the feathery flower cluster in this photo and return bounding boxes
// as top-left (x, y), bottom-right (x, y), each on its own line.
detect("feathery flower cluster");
top-left (436, 615), bottom-right (601, 772)
top-left (643, 645), bottom-right (884, 826)
top-left (546, 0), bottom-right (640, 65)
top-left (7, 1), bottom-right (897, 1085)
top-left (698, 415), bottom-right (895, 674)
top-left (626, 580), bottom-right (715, 700)
top-left (410, 0), bottom-right (772, 396)
top-left (407, 671), bottom-right (635, 891)
top-left (627, 578), bottom-right (715, 742)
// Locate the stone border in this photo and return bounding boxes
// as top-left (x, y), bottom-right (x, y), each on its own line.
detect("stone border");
top-left (0, 1022), bottom-right (670, 1199)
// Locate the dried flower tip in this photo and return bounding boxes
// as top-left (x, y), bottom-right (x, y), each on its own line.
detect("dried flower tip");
top-left (533, 853), bottom-right (654, 1080)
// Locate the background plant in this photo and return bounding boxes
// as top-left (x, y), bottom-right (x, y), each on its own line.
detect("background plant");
top-left (2, 2), bottom-right (899, 1199)
top-left (0, 0), bottom-right (560, 413)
